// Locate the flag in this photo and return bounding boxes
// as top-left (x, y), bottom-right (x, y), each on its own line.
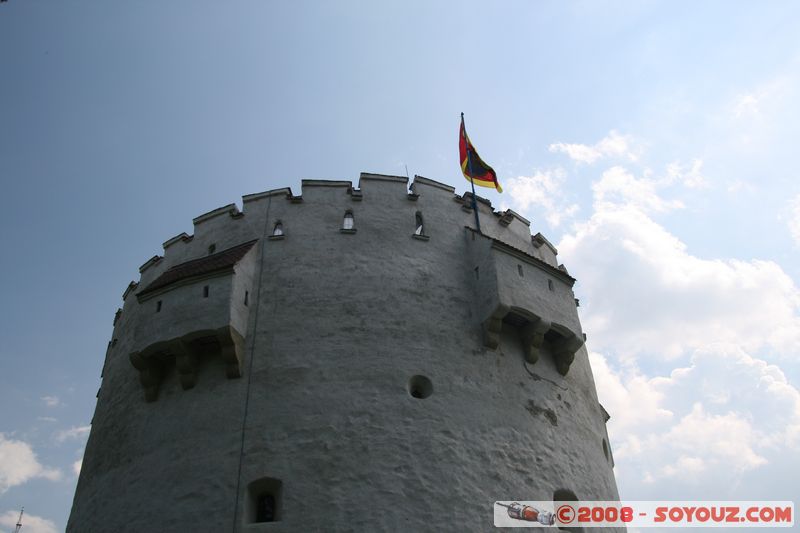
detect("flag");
top-left (459, 115), bottom-right (502, 193)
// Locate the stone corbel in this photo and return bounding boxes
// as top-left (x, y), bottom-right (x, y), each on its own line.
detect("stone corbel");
top-left (552, 332), bottom-right (584, 376)
top-left (481, 305), bottom-right (509, 349)
top-left (521, 318), bottom-right (551, 364)
top-left (130, 351), bottom-right (165, 402)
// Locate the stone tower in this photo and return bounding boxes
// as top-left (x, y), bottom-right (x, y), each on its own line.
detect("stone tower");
top-left (68, 174), bottom-right (621, 532)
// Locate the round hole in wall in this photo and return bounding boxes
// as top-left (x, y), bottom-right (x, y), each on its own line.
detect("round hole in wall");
top-left (408, 375), bottom-right (433, 399)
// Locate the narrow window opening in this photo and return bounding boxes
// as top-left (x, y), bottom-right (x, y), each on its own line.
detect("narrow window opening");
top-left (414, 211), bottom-right (424, 236)
top-left (474, 266), bottom-right (480, 280)
top-left (244, 291), bottom-right (249, 306)
top-left (518, 264), bottom-right (524, 277)
top-left (342, 211), bottom-right (354, 230)
top-left (272, 221), bottom-right (284, 236)
top-left (203, 285), bottom-right (209, 298)
top-left (602, 438), bottom-right (609, 461)
top-left (208, 244), bottom-right (216, 255)
top-left (553, 489), bottom-right (582, 532)
top-left (246, 477), bottom-right (282, 524)
top-left (548, 279), bottom-right (554, 291)
top-left (156, 300), bottom-right (162, 313)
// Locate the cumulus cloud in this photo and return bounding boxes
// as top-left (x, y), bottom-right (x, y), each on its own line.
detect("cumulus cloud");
top-left (502, 168), bottom-right (579, 227)
top-left (549, 130), bottom-right (638, 164)
top-left (72, 459), bottom-right (82, 476)
top-left (546, 128), bottom-right (800, 501)
top-left (595, 346), bottom-right (800, 492)
top-left (592, 166), bottom-right (684, 213)
top-left (55, 425), bottom-right (90, 444)
top-left (588, 352), bottom-right (673, 434)
top-left (0, 434), bottom-right (61, 493)
top-left (555, 148), bottom-right (800, 497)
top-left (0, 510), bottom-right (59, 533)
top-left (560, 190), bottom-right (800, 358)
top-left (40, 396), bottom-right (59, 408)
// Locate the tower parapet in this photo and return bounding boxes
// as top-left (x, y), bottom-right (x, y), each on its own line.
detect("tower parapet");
top-left (467, 227), bottom-right (584, 374)
top-left (130, 239), bottom-right (258, 401)
top-left (69, 173), bottom-right (622, 532)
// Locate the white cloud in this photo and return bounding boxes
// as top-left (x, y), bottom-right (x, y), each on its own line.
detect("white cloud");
top-left (660, 403), bottom-right (767, 473)
top-left (549, 127), bottom-right (800, 501)
top-left (664, 159), bottom-right (708, 189)
top-left (36, 417), bottom-right (57, 423)
top-left (592, 166), bottom-right (684, 213)
top-left (502, 168), bottom-right (579, 227)
top-left (659, 455), bottom-right (706, 479)
top-left (40, 396), bottom-right (59, 408)
top-left (0, 510), bottom-right (59, 533)
top-left (589, 352), bottom-right (672, 434)
top-left (549, 133), bottom-right (800, 504)
top-left (560, 196), bottom-right (800, 359)
top-left (595, 346), bottom-right (800, 492)
top-left (0, 434), bottom-right (61, 493)
top-left (55, 425), bottom-right (90, 444)
top-left (72, 459), bottom-right (82, 476)
top-left (549, 130), bottom-right (638, 164)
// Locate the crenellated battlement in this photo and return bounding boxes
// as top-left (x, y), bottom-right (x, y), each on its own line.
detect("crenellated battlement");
top-left (136, 173), bottom-right (555, 279)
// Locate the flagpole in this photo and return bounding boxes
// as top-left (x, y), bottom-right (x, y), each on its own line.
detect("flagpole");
top-left (462, 112), bottom-right (482, 234)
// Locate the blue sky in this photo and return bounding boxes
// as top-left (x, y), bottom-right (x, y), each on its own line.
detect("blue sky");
top-left (2, 2), bottom-right (799, 531)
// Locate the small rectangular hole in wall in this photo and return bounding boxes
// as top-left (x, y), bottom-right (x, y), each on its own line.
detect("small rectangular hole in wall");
top-left (518, 264), bottom-right (524, 277)
top-left (474, 266), bottom-right (480, 280)
top-left (244, 291), bottom-right (249, 306)
top-left (246, 477), bottom-right (282, 523)
top-left (156, 300), bottom-right (162, 312)
top-left (548, 279), bottom-right (554, 291)
top-left (203, 285), bottom-right (209, 298)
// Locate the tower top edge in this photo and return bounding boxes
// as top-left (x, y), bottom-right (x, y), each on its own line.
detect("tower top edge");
top-left (192, 203), bottom-right (241, 226)
top-left (412, 175), bottom-right (456, 193)
top-left (359, 172), bottom-right (408, 184)
top-left (301, 179), bottom-right (352, 188)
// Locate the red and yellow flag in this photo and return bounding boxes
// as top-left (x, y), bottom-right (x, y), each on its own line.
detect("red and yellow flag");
top-left (459, 115), bottom-right (502, 193)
